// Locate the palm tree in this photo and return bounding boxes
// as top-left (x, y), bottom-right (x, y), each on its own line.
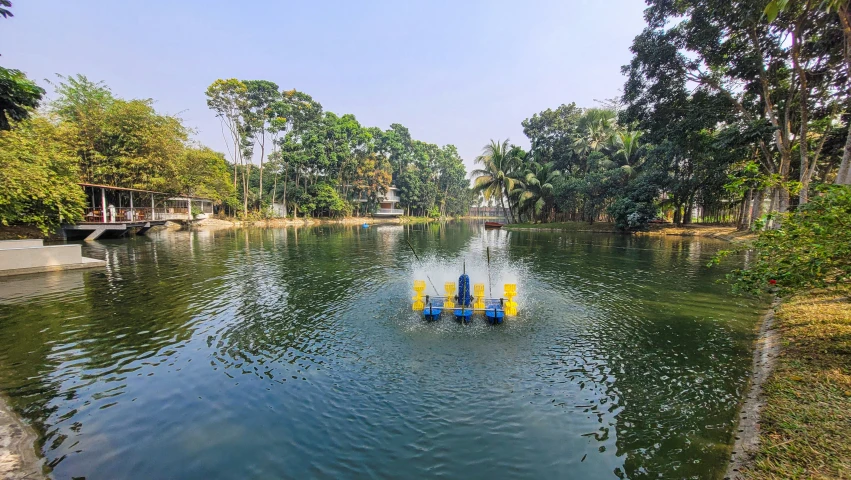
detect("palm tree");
top-left (472, 139), bottom-right (522, 223)
top-left (511, 161), bottom-right (561, 223)
top-left (573, 111), bottom-right (617, 173)
top-left (614, 129), bottom-right (645, 178)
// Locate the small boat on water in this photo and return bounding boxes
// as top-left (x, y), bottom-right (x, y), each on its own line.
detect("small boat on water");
top-left (484, 222), bottom-right (504, 229)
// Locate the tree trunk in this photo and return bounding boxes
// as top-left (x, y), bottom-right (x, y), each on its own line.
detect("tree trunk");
top-left (242, 164), bottom-right (250, 216)
top-left (793, 24), bottom-right (813, 203)
top-left (837, 120), bottom-right (851, 184)
top-left (282, 162), bottom-right (289, 217)
top-left (271, 171), bottom-right (278, 215)
top-left (683, 198), bottom-right (693, 225)
top-left (835, 6), bottom-right (851, 185)
top-left (259, 141), bottom-right (265, 209)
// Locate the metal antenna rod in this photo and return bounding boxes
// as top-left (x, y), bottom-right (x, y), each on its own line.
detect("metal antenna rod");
top-left (487, 246), bottom-right (493, 300)
top-left (405, 238), bottom-right (439, 296)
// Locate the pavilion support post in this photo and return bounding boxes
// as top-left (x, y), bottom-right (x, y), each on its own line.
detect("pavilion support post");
top-left (130, 191), bottom-right (134, 221)
top-left (151, 194), bottom-right (155, 220)
top-left (187, 198), bottom-right (191, 221)
top-left (101, 188), bottom-right (107, 223)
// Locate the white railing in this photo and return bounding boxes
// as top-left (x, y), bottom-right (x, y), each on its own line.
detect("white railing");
top-left (375, 208), bottom-right (404, 215)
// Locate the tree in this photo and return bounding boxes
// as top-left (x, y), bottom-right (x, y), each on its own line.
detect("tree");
top-left (201, 81), bottom-right (466, 219)
top-left (353, 154), bottom-right (392, 215)
top-left (243, 80), bottom-right (279, 207)
top-left (172, 147), bottom-right (236, 203)
top-left (206, 79), bottom-right (250, 215)
top-left (0, 117), bottom-right (86, 233)
top-left (472, 139), bottom-right (523, 223)
top-left (435, 145), bottom-right (469, 217)
top-left (52, 85), bottom-right (188, 191)
top-left (624, 0), bottom-right (845, 213)
top-left (766, 0), bottom-right (851, 186)
top-left (512, 161), bottom-right (561, 222)
top-left (0, 68), bottom-right (44, 130)
top-left (521, 103), bottom-right (582, 172)
top-left (613, 129), bottom-right (645, 178)
top-left (309, 183), bottom-right (350, 218)
top-left (271, 89), bottom-right (323, 215)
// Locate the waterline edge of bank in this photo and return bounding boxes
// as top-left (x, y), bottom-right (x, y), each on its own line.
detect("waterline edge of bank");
top-left (0, 393), bottom-right (45, 479)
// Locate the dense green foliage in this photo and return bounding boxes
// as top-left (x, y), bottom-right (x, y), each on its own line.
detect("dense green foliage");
top-left (472, 105), bottom-right (656, 229)
top-left (624, 0), bottom-right (850, 218)
top-left (0, 67), bottom-right (44, 130)
top-left (716, 186), bottom-right (851, 295)
top-left (47, 74), bottom-right (237, 203)
top-left (477, 0), bottom-right (851, 234)
top-left (206, 79), bottom-right (471, 218)
top-left (0, 73), bottom-right (237, 230)
top-left (0, 117), bottom-right (86, 232)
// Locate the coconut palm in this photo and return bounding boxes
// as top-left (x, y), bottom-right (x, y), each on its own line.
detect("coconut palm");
top-left (511, 161), bottom-right (561, 222)
top-left (472, 139), bottom-right (523, 223)
top-left (573, 111), bottom-right (617, 172)
top-left (614, 129), bottom-right (645, 177)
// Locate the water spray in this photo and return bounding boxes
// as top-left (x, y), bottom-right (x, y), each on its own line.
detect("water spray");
top-left (405, 238), bottom-right (439, 296)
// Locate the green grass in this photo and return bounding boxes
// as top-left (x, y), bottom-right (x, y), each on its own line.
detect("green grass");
top-left (746, 287), bottom-right (851, 479)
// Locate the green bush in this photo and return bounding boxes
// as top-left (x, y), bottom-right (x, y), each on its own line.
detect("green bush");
top-left (714, 186), bottom-right (851, 295)
top-left (608, 197), bottom-right (657, 231)
top-left (607, 173), bottom-right (660, 231)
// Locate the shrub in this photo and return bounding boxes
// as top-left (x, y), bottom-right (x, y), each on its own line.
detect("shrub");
top-left (713, 185), bottom-right (851, 295)
top-left (608, 173), bottom-right (660, 231)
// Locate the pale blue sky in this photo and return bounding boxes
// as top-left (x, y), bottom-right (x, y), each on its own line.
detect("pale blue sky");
top-left (1, 0), bottom-right (647, 170)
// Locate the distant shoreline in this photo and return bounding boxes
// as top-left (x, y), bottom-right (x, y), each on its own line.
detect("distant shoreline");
top-left (504, 221), bottom-right (756, 242)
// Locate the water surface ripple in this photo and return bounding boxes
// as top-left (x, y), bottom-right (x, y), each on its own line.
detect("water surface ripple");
top-left (0, 223), bottom-right (761, 479)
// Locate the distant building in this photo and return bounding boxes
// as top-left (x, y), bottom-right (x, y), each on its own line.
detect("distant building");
top-left (352, 186), bottom-right (404, 217)
top-left (374, 186), bottom-right (403, 217)
top-left (469, 205), bottom-right (503, 217)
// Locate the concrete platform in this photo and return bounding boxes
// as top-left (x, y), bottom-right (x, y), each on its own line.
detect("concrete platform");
top-left (62, 220), bottom-right (167, 240)
top-left (0, 240), bottom-right (105, 277)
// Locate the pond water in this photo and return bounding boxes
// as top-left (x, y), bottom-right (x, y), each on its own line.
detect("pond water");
top-left (0, 223), bottom-right (761, 479)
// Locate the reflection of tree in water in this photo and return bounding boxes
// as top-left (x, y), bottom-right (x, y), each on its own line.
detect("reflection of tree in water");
top-left (210, 226), bottom-right (405, 381)
top-left (403, 221), bottom-right (479, 260)
top-left (0, 232), bottom-right (232, 463)
top-left (507, 231), bottom-right (759, 479)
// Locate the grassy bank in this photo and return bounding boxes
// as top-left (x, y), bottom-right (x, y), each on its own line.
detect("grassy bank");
top-left (744, 287), bottom-right (851, 479)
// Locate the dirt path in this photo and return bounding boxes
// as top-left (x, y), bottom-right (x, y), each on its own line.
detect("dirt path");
top-left (0, 395), bottom-right (43, 479)
top-left (726, 302), bottom-right (780, 480)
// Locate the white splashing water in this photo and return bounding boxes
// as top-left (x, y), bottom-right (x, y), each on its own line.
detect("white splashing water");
top-left (409, 250), bottom-right (526, 304)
